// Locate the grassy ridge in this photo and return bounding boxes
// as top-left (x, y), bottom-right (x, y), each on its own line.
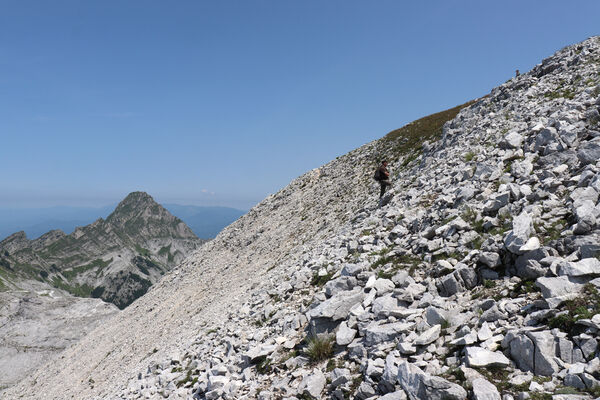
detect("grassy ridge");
top-left (377, 100), bottom-right (477, 164)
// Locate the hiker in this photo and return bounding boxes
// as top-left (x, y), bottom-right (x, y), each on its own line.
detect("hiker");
top-left (515, 69), bottom-right (520, 77)
top-left (374, 160), bottom-right (391, 198)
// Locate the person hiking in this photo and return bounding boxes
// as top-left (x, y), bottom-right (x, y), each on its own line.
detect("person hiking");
top-left (374, 160), bottom-right (391, 198)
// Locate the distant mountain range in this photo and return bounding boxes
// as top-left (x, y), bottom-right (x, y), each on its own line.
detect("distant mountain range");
top-left (0, 203), bottom-right (246, 241)
top-left (0, 192), bottom-right (204, 309)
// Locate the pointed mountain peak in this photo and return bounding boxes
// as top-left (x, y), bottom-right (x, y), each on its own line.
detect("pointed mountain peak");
top-left (115, 191), bottom-right (156, 210)
top-left (106, 192), bottom-right (197, 239)
top-left (107, 192), bottom-right (160, 221)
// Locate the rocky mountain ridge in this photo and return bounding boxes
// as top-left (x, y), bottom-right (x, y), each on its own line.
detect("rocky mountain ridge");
top-left (5, 36), bottom-right (600, 400)
top-left (0, 191), bottom-right (204, 309)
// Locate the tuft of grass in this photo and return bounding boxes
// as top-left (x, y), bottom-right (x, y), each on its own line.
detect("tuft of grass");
top-left (253, 355), bottom-right (272, 374)
top-left (305, 334), bottom-right (335, 363)
top-left (326, 359), bottom-right (337, 372)
top-left (483, 279), bottom-right (497, 289)
top-left (464, 151), bottom-right (476, 162)
top-left (311, 272), bottom-right (333, 287)
top-left (462, 207), bottom-right (484, 233)
top-left (539, 218), bottom-right (568, 243)
top-left (548, 283), bottom-right (600, 335)
top-left (512, 279), bottom-right (539, 297)
top-left (440, 318), bottom-right (450, 331)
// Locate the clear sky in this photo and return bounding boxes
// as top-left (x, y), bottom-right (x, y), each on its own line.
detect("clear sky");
top-left (1, 1), bottom-right (599, 210)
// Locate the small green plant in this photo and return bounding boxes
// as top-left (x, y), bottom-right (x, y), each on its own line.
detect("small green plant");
top-left (440, 318), bottom-right (450, 330)
top-left (326, 358), bottom-right (337, 372)
top-left (464, 151), bottom-right (476, 162)
top-left (470, 236), bottom-right (484, 250)
top-left (311, 272), bottom-right (333, 287)
top-left (305, 334), bottom-right (335, 363)
top-left (539, 218), bottom-right (568, 243)
top-left (548, 283), bottom-right (600, 335)
top-left (512, 279), bottom-right (539, 296)
top-left (253, 355), bottom-right (272, 374)
top-left (371, 255), bottom-right (393, 270)
top-left (483, 279), bottom-right (497, 289)
top-left (176, 369), bottom-right (198, 388)
top-left (462, 207), bottom-right (484, 233)
top-left (445, 367), bottom-right (466, 384)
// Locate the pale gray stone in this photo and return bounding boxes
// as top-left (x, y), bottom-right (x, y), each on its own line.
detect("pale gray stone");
top-left (379, 391), bottom-right (408, 400)
top-left (578, 141), bottom-right (600, 165)
top-left (558, 258), bottom-right (600, 278)
top-left (472, 378), bottom-right (501, 400)
top-left (330, 368), bottom-right (351, 388)
top-left (325, 276), bottom-right (358, 297)
top-left (364, 322), bottom-right (415, 346)
top-left (465, 347), bottom-right (510, 368)
top-left (501, 132), bottom-right (524, 149)
top-left (374, 278), bottom-right (395, 294)
top-left (535, 276), bottom-right (582, 298)
top-left (397, 360), bottom-right (467, 400)
top-left (298, 369), bottom-right (326, 398)
top-left (512, 160), bottom-right (533, 178)
top-left (479, 252), bottom-right (501, 268)
top-left (425, 306), bottom-right (447, 326)
top-left (307, 288), bottom-right (365, 333)
top-left (336, 322), bottom-right (357, 346)
top-left (504, 212), bottom-right (534, 254)
top-left (414, 325), bottom-right (441, 346)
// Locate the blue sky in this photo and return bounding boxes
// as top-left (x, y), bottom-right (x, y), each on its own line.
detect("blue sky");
top-left (1, 1), bottom-right (599, 209)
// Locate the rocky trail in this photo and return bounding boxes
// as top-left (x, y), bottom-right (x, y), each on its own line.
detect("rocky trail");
top-left (4, 36), bottom-right (600, 400)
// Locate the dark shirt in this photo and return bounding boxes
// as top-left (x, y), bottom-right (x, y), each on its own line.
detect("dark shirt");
top-left (378, 165), bottom-right (389, 180)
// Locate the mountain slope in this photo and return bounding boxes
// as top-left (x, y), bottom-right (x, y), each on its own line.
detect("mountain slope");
top-left (5, 37), bottom-right (600, 399)
top-left (0, 192), bottom-right (204, 309)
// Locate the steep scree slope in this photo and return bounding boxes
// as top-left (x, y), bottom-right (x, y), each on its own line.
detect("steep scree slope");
top-left (6, 37), bottom-right (600, 399)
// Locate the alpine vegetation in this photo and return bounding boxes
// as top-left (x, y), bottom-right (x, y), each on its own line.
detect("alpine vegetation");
top-left (5, 36), bottom-right (600, 400)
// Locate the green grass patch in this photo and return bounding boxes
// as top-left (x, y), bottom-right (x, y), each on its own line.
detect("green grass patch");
top-left (62, 258), bottom-right (111, 280)
top-left (51, 276), bottom-right (94, 297)
top-left (512, 279), bottom-right (539, 297)
top-left (305, 334), bottom-right (335, 363)
top-left (158, 244), bottom-right (171, 256)
top-left (483, 279), bottom-right (497, 289)
top-left (461, 207), bottom-right (484, 233)
top-left (134, 244), bottom-right (151, 257)
top-left (252, 355), bottom-right (272, 374)
top-left (538, 218), bottom-right (568, 243)
top-left (464, 151), bottom-right (476, 162)
top-left (376, 100), bottom-right (476, 164)
top-left (311, 272), bottom-right (333, 287)
top-left (548, 283), bottom-right (600, 335)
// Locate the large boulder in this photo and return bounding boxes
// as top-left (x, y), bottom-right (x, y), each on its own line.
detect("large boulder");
top-left (557, 258), bottom-right (600, 278)
top-left (364, 322), bottom-right (415, 346)
top-left (504, 212), bottom-right (534, 254)
top-left (464, 347), bottom-right (510, 368)
top-left (306, 288), bottom-right (365, 334)
top-left (535, 276), bottom-right (583, 299)
top-left (397, 361), bottom-right (467, 400)
top-left (472, 378), bottom-right (501, 400)
top-left (577, 140), bottom-right (600, 165)
top-left (298, 369), bottom-right (326, 398)
top-left (503, 330), bottom-right (561, 376)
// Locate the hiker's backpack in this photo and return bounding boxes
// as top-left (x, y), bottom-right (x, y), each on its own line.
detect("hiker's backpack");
top-left (373, 168), bottom-right (382, 181)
